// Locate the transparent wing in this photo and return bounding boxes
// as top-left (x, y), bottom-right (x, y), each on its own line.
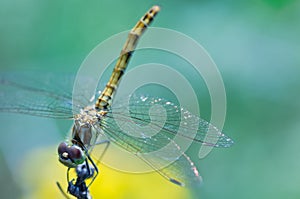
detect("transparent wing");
top-left (0, 72), bottom-right (91, 119)
top-left (98, 94), bottom-right (233, 186)
top-left (109, 94), bottom-right (233, 148)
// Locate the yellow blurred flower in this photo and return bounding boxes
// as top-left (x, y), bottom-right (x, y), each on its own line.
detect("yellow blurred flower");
top-left (19, 146), bottom-right (191, 199)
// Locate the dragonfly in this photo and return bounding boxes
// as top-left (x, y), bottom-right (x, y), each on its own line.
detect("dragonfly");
top-left (0, 5), bottom-right (233, 198)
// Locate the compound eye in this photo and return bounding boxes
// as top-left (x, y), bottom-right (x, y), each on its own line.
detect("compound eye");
top-left (68, 145), bottom-right (83, 160)
top-left (57, 142), bottom-right (68, 155)
top-left (57, 143), bottom-right (85, 167)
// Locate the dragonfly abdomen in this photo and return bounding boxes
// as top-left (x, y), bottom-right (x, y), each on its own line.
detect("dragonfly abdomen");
top-left (95, 5), bottom-right (160, 110)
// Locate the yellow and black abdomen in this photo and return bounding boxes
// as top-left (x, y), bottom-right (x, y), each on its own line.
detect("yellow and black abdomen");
top-left (95, 5), bottom-right (160, 110)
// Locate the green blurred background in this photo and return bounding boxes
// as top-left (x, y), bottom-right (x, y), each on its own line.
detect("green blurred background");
top-left (1, 0), bottom-right (300, 198)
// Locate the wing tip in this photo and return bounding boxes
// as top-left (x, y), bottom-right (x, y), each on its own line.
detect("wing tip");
top-left (170, 178), bottom-right (185, 186)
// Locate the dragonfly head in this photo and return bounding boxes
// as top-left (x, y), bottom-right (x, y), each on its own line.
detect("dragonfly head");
top-left (57, 142), bottom-right (86, 168)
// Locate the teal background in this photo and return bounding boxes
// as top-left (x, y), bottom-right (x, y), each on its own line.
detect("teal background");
top-left (1, 0), bottom-right (300, 198)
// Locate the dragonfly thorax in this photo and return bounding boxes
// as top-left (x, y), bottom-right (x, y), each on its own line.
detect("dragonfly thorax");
top-left (75, 105), bottom-right (101, 124)
top-left (58, 106), bottom-right (103, 168)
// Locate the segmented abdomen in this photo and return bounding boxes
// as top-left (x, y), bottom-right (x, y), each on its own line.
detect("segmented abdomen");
top-left (95, 5), bottom-right (160, 110)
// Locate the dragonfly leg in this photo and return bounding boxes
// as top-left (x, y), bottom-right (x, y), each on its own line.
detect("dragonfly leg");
top-left (67, 167), bottom-right (71, 183)
top-left (56, 181), bottom-right (72, 199)
top-left (85, 139), bottom-right (110, 187)
top-left (77, 160), bottom-right (95, 181)
top-left (67, 177), bottom-right (92, 199)
top-left (65, 164), bottom-right (93, 199)
top-left (56, 167), bottom-right (78, 199)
